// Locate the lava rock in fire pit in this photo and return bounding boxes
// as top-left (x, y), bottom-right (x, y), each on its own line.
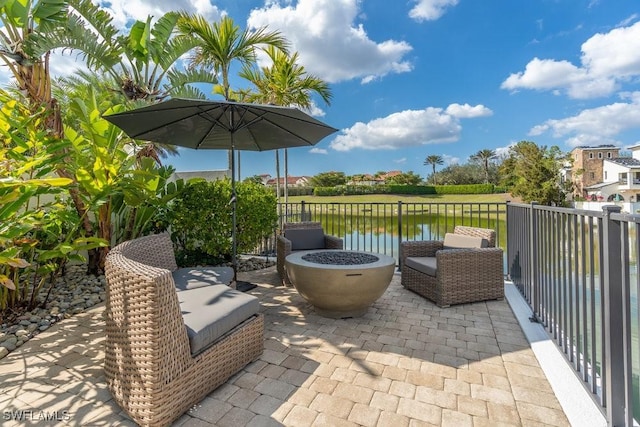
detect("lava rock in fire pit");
top-left (301, 251), bottom-right (379, 265)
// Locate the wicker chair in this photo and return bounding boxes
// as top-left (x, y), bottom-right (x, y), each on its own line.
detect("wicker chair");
top-left (400, 226), bottom-right (504, 307)
top-left (104, 233), bottom-right (264, 427)
top-left (277, 222), bottom-right (343, 285)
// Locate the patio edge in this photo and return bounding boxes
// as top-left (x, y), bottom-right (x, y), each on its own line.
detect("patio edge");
top-left (504, 282), bottom-right (607, 427)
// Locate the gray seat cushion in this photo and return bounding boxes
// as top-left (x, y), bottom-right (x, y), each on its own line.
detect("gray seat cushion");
top-left (179, 285), bottom-right (260, 356)
top-left (172, 267), bottom-right (234, 291)
top-left (405, 256), bottom-right (438, 276)
top-left (443, 233), bottom-right (488, 249)
top-left (285, 228), bottom-right (326, 250)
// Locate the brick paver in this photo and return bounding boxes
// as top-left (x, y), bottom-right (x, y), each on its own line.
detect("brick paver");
top-left (0, 267), bottom-right (571, 426)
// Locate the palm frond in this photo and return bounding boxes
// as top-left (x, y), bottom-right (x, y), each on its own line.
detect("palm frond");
top-left (155, 34), bottom-right (198, 71)
top-left (168, 84), bottom-right (207, 100)
top-left (27, 14), bottom-right (122, 73)
top-left (67, 0), bottom-right (120, 46)
top-left (167, 67), bottom-right (217, 86)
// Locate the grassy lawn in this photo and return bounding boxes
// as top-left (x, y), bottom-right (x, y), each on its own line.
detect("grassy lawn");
top-left (284, 193), bottom-right (517, 204)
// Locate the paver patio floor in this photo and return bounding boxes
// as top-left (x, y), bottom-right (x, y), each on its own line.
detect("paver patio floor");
top-left (0, 266), bottom-right (570, 426)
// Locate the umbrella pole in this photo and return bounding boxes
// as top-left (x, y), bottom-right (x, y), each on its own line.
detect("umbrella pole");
top-left (230, 129), bottom-right (256, 292)
top-left (231, 143), bottom-right (238, 285)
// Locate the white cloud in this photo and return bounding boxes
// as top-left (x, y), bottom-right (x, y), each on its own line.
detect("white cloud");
top-left (48, 51), bottom-right (90, 79)
top-left (0, 61), bottom-right (14, 84)
top-left (442, 154), bottom-right (459, 165)
top-left (409, 0), bottom-right (459, 22)
top-left (529, 91), bottom-right (640, 147)
top-left (300, 101), bottom-right (326, 117)
top-left (247, 0), bottom-right (413, 84)
top-left (97, 0), bottom-right (222, 28)
top-left (494, 144), bottom-right (515, 159)
top-left (445, 103), bottom-right (493, 119)
top-left (310, 147), bottom-right (328, 154)
top-left (502, 21), bottom-right (640, 99)
top-left (0, 0), bottom-right (222, 87)
top-left (394, 157), bottom-right (407, 164)
top-left (329, 103), bottom-right (491, 152)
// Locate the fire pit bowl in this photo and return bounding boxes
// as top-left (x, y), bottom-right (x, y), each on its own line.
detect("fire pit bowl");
top-left (285, 250), bottom-right (396, 318)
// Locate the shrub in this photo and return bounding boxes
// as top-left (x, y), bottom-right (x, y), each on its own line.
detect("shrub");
top-left (312, 183), bottom-right (496, 196)
top-left (169, 179), bottom-right (277, 266)
top-left (434, 184), bottom-right (495, 194)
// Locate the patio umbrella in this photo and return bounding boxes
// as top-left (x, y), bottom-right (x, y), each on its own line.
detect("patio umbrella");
top-left (104, 98), bottom-right (338, 291)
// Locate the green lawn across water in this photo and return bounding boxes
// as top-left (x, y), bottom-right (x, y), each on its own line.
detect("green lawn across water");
top-left (284, 193), bottom-right (516, 204)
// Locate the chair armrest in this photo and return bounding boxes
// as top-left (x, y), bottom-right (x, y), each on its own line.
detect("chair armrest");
top-left (276, 235), bottom-right (293, 281)
top-left (277, 234), bottom-right (292, 253)
top-left (324, 234), bottom-right (344, 249)
top-left (400, 240), bottom-right (443, 264)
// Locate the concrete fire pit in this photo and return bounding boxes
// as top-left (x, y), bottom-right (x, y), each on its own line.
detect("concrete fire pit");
top-left (285, 250), bottom-right (396, 318)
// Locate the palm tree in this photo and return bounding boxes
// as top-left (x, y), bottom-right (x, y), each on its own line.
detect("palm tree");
top-left (54, 72), bottom-right (180, 166)
top-left (12, 2), bottom-right (211, 273)
top-left (470, 149), bottom-right (496, 183)
top-left (424, 155), bottom-right (444, 185)
top-left (239, 47), bottom-right (332, 208)
top-left (30, 2), bottom-right (216, 102)
top-left (176, 15), bottom-right (289, 178)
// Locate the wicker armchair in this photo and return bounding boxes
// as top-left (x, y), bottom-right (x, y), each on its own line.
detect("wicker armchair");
top-left (277, 222), bottom-right (343, 285)
top-left (104, 233), bottom-right (264, 427)
top-left (400, 226), bottom-right (504, 307)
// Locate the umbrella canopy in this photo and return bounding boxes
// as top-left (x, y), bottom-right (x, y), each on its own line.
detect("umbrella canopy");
top-left (104, 98), bottom-right (338, 151)
top-left (104, 98), bottom-right (338, 290)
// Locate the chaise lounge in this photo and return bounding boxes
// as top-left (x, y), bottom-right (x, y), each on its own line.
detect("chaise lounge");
top-left (104, 233), bottom-right (264, 427)
top-left (400, 226), bottom-right (504, 307)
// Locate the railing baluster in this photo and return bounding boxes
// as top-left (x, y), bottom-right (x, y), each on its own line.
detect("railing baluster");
top-left (602, 205), bottom-right (625, 426)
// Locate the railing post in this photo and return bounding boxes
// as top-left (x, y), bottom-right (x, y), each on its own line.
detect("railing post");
top-left (602, 205), bottom-right (625, 426)
top-left (300, 200), bottom-right (306, 222)
top-left (397, 201), bottom-right (403, 269)
top-left (530, 202), bottom-right (539, 321)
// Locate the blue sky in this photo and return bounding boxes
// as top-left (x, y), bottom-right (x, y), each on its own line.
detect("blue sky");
top-left (14, 0), bottom-right (640, 180)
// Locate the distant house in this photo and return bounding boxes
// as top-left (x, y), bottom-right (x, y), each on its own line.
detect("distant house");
top-left (348, 174), bottom-right (379, 186)
top-left (571, 144), bottom-right (640, 212)
top-left (379, 170), bottom-right (402, 181)
top-left (256, 174), bottom-right (272, 185)
top-left (169, 170), bottom-right (230, 183)
top-left (568, 145), bottom-right (620, 198)
top-left (348, 170), bottom-right (403, 186)
top-left (585, 155), bottom-right (640, 202)
top-left (265, 176), bottom-right (312, 187)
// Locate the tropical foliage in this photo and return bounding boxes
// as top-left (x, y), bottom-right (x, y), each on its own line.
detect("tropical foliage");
top-left (311, 171), bottom-right (348, 187)
top-left (240, 45), bottom-right (332, 201)
top-left (423, 155), bottom-right (444, 185)
top-left (177, 15), bottom-right (289, 101)
top-left (168, 180), bottom-right (277, 266)
top-left (30, 2), bottom-right (216, 101)
top-left (0, 90), bottom-right (106, 316)
top-left (470, 149), bottom-right (497, 184)
top-left (384, 171), bottom-right (422, 185)
top-left (499, 141), bottom-right (572, 206)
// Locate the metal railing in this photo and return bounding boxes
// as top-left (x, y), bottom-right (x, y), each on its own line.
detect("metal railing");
top-left (253, 201), bottom-right (507, 262)
top-left (254, 200), bottom-right (640, 424)
top-left (507, 202), bottom-right (640, 426)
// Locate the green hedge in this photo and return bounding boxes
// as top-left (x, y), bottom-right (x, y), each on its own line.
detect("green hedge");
top-left (313, 183), bottom-right (497, 196)
top-left (169, 179), bottom-right (277, 266)
top-left (434, 184), bottom-right (496, 194)
top-left (273, 186), bottom-right (314, 197)
top-left (314, 185), bottom-right (392, 196)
